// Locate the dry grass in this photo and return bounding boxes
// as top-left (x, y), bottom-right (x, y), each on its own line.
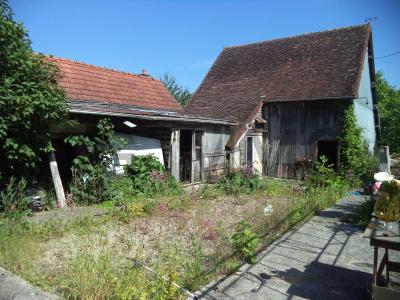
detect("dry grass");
top-left (0, 179), bottom-right (346, 299)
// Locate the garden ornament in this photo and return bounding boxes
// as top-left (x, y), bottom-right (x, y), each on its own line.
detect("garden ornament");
top-left (373, 172), bottom-right (394, 182)
top-left (263, 204), bottom-right (273, 216)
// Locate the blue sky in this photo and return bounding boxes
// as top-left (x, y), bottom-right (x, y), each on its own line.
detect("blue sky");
top-left (9, 0), bottom-right (400, 92)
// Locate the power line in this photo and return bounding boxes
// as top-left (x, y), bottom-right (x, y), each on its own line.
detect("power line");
top-left (375, 50), bottom-right (400, 59)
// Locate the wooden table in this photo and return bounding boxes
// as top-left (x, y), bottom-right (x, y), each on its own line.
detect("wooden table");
top-left (364, 218), bottom-right (400, 299)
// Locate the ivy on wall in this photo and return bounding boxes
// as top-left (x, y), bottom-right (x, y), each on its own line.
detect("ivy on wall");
top-left (339, 104), bottom-right (378, 184)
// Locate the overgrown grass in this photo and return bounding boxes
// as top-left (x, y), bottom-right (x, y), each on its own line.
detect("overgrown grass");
top-left (0, 175), bottom-right (350, 299)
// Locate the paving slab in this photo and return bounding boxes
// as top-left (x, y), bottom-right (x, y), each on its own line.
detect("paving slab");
top-left (0, 267), bottom-right (58, 300)
top-left (197, 194), bottom-right (400, 300)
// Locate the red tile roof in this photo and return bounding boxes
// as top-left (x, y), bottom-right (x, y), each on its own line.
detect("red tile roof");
top-left (45, 56), bottom-right (182, 112)
top-left (185, 24), bottom-right (371, 123)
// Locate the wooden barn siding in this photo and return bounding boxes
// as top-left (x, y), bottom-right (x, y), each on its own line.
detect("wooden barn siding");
top-left (202, 126), bottom-right (231, 180)
top-left (267, 100), bottom-right (348, 178)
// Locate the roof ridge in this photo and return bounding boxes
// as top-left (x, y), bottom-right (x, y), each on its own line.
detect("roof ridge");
top-left (225, 24), bottom-right (369, 49)
top-left (45, 55), bottom-right (157, 81)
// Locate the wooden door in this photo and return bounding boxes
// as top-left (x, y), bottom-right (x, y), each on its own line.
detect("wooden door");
top-left (192, 130), bottom-right (204, 182)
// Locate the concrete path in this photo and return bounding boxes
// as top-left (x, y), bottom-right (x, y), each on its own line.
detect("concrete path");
top-left (0, 267), bottom-right (58, 300)
top-left (198, 195), bottom-right (398, 299)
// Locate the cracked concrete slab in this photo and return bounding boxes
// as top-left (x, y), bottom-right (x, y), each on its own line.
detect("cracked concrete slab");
top-left (197, 194), bottom-right (400, 299)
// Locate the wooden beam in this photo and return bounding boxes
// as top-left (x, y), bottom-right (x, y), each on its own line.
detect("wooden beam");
top-left (170, 129), bottom-right (180, 181)
top-left (49, 152), bottom-right (66, 208)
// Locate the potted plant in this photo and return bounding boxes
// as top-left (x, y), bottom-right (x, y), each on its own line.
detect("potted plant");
top-left (374, 180), bottom-right (400, 233)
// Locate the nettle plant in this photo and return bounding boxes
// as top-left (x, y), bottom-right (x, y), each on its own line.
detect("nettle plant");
top-left (125, 154), bottom-right (181, 197)
top-left (217, 166), bottom-right (263, 195)
top-left (307, 156), bottom-right (341, 188)
top-left (231, 221), bottom-right (260, 264)
top-left (65, 118), bottom-right (126, 205)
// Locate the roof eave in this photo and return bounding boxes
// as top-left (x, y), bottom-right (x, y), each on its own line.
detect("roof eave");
top-left (352, 24), bottom-right (372, 98)
top-left (266, 95), bottom-right (355, 103)
top-left (68, 108), bottom-right (237, 126)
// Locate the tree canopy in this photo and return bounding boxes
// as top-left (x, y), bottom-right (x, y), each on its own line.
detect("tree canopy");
top-left (0, 0), bottom-right (67, 182)
top-left (376, 71), bottom-right (400, 154)
top-left (160, 73), bottom-right (192, 106)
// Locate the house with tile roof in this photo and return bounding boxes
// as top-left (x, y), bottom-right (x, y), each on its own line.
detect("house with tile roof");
top-left (46, 56), bottom-right (237, 184)
top-left (185, 24), bottom-right (380, 178)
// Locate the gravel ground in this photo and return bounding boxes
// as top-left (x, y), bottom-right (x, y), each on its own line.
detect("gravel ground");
top-left (26, 206), bottom-right (107, 224)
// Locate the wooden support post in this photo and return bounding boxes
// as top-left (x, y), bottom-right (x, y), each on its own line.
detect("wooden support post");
top-left (171, 129), bottom-right (180, 181)
top-left (49, 152), bottom-right (66, 208)
top-left (386, 248), bottom-right (390, 284)
top-left (373, 246), bottom-right (378, 286)
top-left (379, 146), bottom-right (390, 173)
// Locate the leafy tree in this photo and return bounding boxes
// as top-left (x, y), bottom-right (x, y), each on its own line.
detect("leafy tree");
top-left (0, 0), bottom-right (68, 182)
top-left (160, 73), bottom-right (192, 106)
top-left (376, 71), bottom-right (400, 154)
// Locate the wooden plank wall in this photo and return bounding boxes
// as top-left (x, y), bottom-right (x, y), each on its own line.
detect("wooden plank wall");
top-left (267, 100), bottom-right (348, 178)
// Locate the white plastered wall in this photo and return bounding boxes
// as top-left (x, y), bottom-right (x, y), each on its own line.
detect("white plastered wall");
top-left (353, 47), bottom-right (376, 152)
top-left (113, 134), bottom-right (164, 175)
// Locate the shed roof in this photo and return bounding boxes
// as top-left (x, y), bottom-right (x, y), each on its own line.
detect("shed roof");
top-left (185, 24), bottom-right (371, 123)
top-left (46, 56), bottom-right (182, 113)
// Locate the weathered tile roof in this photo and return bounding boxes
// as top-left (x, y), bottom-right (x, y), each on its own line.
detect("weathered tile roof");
top-left (46, 56), bottom-right (182, 113)
top-left (185, 24), bottom-right (371, 123)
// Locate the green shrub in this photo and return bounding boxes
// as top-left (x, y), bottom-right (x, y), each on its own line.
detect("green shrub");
top-left (0, 177), bottom-right (30, 219)
top-left (69, 166), bottom-right (113, 205)
top-left (357, 154), bottom-right (379, 184)
top-left (340, 104), bottom-right (378, 185)
top-left (0, 1), bottom-right (68, 182)
top-left (125, 154), bottom-right (164, 186)
top-left (66, 118), bottom-right (126, 205)
top-left (197, 184), bottom-right (220, 200)
top-left (217, 168), bottom-right (262, 195)
top-left (108, 176), bottom-right (136, 205)
top-left (231, 221), bottom-right (260, 264)
top-left (107, 168), bottom-right (183, 219)
top-left (306, 156), bottom-right (342, 189)
top-left (263, 179), bottom-right (297, 197)
top-left (125, 154), bottom-right (182, 198)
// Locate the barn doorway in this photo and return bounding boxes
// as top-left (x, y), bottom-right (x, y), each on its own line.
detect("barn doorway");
top-left (180, 130), bottom-right (192, 182)
top-left (317, 140), bottom-right (338, 171)
top-left (193, 130), bottom-right (204, 182)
